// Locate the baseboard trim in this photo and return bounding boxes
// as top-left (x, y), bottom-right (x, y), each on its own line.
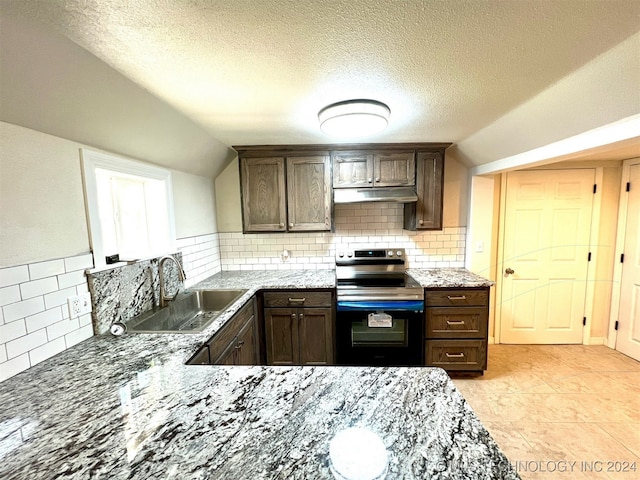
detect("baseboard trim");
top-left (588, 337), bottom-right (606, 345)
top-left (488, 336), bottom-right (495, 345)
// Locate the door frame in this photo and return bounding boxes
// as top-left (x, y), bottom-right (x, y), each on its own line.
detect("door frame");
top-left (494, 167), bottom-right (602, 345)
top-left (607, 157), bottom-right (640, 348)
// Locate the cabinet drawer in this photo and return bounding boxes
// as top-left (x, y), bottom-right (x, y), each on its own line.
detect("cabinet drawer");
top-left (425, 289), bottom-right (488, 307)
top-left (426, 307), bottom-right (488, 338)
top-left (263, 291), bottom-right (332, 308)
top-left (207, 299), bottom-right (255, 361)
top-left (425, 340), bottom-right (487, 371)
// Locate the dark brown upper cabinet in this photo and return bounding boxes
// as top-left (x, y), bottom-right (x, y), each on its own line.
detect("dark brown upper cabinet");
top-left (240, 154), bottom-right (331, 233)
top-left (332, 151), bottom-right (415, 188)
top-left (234, 143), bottom-right (450, 233)
top-left (403, 151), bottom-right (445, 230)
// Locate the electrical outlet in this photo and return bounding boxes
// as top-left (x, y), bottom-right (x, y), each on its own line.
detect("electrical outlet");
top-left (67, 292), bottom-right (92, 318)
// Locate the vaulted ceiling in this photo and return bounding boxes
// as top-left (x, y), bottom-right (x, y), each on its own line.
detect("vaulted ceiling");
top-left (1, 1), bottom-right (639, 177)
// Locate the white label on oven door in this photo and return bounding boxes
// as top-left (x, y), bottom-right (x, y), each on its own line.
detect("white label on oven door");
top-left (368, 313), bottom-right (393, 328)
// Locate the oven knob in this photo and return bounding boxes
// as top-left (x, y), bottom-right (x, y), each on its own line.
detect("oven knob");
top-left (347, 252), bottom-right (353, 258)
top-left (396, 250), bottom-right (403, 257)
top-left (387, 251), bottom-right (394, 257)
top-left (338, 252), bottom-right (344, 258)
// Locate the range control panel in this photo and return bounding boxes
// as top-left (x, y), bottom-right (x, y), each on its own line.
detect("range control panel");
top-left (336, 248), bottom-right (406, 260)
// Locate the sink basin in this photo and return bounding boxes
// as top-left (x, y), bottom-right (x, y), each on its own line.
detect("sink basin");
top-left (124, 288), bottom-right (248, 333)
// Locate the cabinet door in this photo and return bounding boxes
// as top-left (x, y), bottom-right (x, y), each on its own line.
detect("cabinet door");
top-left (404, 151), bottom-right (444, 230)
top-left (236, 315), bottom-right (259, 365)
top-left (298, 308), bottom-right (334, 365)
top-left (287, 156), bottom-right (332, 231)
top-left (241, 157), bottom-right (287, 232)
top-left (374, 152), bottom-right (415, 187)
top-left (332, 152), bottom-right (373, 188)
top-left (264, 308), bottom-right (299, 365)
top-left (217, 341), bottom-right (237, 365)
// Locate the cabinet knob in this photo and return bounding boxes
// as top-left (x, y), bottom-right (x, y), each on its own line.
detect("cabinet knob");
top-left (505, 268), bottom-right (515, 276)
top-left (375, 177), bottom-right (380, 182)
top-left (289, 223), bottom-right (293, 228)
top-left (419, 220), bottom-right (424, 225)
top-left (368, 178), bottom-right (373, 183)
top-left (299, 313), bottom-right (304, 321)
top-left (291, 313), bottom-right (296, 320)
top-left (279, 223), bottom-right (284, 228)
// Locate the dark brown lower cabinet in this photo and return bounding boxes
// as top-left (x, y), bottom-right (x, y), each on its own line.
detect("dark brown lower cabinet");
top-left (263, 291), bottom-right (334, 366)
top-left (208, 297), bottom-right (259, 365)
top-left (424, 287), bottom-right (489, 374)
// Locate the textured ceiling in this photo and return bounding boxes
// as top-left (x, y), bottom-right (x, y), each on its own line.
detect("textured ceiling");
top-left (1, 0), bottom-right (640, 171)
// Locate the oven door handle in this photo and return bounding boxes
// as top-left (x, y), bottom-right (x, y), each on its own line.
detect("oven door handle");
top-left (336, 300), bottom-right (424, 312)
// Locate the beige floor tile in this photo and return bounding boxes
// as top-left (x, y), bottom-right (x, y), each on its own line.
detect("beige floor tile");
top-left (544, 371), bottom-right (640, 394)
top-left (459, 345), bottom-right (640, 480)
top-left (597, 423), bottom-right (640, 458)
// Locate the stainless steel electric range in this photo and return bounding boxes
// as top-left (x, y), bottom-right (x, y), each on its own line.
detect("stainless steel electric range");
top-left (335, 248), bottom-right (424, 366)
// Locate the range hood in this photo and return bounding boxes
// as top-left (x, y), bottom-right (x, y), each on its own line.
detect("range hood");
top-left (334, 187), bottom-right (418, 204)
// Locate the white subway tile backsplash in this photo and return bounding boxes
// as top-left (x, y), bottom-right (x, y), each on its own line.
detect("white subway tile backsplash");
top-left (6, 329), bottom-right (48, 359)
top-left (0, 252), bottom-right (96, 382)
top-left (217, 205), bottom-right (466, 272)
top-left (29, 337), bottom-right (66, 366)
top-left (78, 313), bottom-right (92, 327)
top-left (65, 324), bottom-right (94, 348)
top-left (0, 285), bottom-right (21, 307)
top-left (20, 277), bottom-right (59, 299)
top-left (0, 265), bottom-right (30, 288)
top-left (3, 297), bottom-right (45, 323)
top-left (43, 287), bottom-right (76, 310)
top-left (0, 354), bottom-right (30, 382)
top-left (178, 233), bottom-right (221, 289)
top-left (25, 307), bottom-right (64, 333)
top-left (46, 318), bottom-right (81, 341)
top-left (0, 320), bottom-right (27, 344)
top-left (57, 270), bottom-right (87, 290)
top-left (63, 253), bottom-right (93, 273)
top-left (29, 259), bottom-right (65, 280)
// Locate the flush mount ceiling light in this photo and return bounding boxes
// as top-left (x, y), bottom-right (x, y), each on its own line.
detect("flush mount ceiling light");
top-left (318, 99), bottom-right (390, 138)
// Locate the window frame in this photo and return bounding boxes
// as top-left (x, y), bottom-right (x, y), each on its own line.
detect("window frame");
top-left (80, 148), bottom-right (177, 268)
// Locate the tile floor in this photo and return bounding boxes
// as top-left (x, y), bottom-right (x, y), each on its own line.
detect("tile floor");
top-left (453, 345), bottom-right (640, 480)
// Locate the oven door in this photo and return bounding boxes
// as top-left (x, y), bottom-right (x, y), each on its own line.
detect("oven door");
top-left (336, 300), bottom-right (423, 366)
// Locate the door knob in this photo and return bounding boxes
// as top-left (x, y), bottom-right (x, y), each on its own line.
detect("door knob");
top-left (504, 268), bottom-right (515, 276)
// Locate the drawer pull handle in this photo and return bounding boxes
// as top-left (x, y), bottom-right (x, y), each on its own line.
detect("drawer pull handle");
top-left (446, 320), bottom-right (465, 325)
top-left (445, 352), bottom-right (465, 358)
top-left (288, 297), bottom-right (306, 303)
top-left (447, 295), bottom-right (467, 301)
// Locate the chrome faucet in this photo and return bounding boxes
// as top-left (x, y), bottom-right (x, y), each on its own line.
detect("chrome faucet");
top-left (158, 255), bottom-right (187, 308)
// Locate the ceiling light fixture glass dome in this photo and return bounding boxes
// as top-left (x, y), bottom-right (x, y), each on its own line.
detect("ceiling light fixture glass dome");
top-left (318, 99), bottom-right (390, 138)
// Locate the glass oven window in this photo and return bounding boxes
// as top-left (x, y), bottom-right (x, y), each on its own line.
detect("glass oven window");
top-left (351, 318), bottom-right (408, 347)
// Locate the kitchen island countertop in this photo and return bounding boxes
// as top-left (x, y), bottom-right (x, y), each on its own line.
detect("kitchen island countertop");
top-left (0, 267), bottom-right (517, 479)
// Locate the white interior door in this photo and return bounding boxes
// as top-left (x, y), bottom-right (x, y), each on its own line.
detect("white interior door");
top-left (500, 169), bottom-right (595, 344)
top-left (616, 162), bottom-right (640, 361)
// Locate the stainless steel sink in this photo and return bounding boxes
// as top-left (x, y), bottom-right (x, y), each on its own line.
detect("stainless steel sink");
top-left (124, 288), bottom-right (248, 333)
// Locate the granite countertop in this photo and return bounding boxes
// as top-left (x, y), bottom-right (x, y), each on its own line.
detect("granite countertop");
top-left (407, 268), bottom-right (494, 288)
top-left (0, 268), bottom-right (516, 479)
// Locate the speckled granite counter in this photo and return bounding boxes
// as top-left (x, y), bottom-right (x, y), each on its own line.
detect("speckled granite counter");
top-left (0, 268), bottom-right (516, 479)
top-left (408, 268), bottom-right (494, 288)
top-left (191, 269), bottom-right (336, 290)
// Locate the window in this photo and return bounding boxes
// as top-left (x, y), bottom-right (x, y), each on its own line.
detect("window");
top-left (81, 148), bottom-right (176, 268)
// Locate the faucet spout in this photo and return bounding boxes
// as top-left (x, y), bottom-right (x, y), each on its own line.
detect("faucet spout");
top-left (158, 255), bottom-right (187, 308)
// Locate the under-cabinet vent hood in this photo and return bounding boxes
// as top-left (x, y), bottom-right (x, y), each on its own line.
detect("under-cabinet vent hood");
top-left (334, 187), bottom-right (418, 204)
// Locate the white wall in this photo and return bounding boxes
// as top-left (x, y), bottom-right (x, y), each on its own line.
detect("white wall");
top-left (0, 122), bottom-right (90, 266)
top-left (172, 170), bottom-right (218, 239)
top-left (0, 122), bottom-right (225, 381)
top-left (458, 32), bottom-right (640, 167)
